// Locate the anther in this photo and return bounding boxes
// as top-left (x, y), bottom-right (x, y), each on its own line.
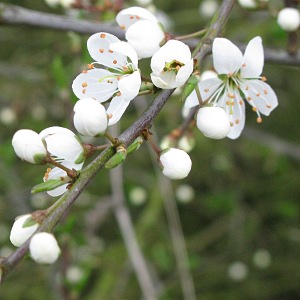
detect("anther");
top-left (204, 88), bottom-right (209, 93)
top-left (264, 89), bottom-right (268, 95)
top-left (257, 117), bottom-right (262, 123)
top-left (256, 93), bottom-right (261, 97)
top-left (239, 100), bottom-right (243, 105)
top-left (235, 119), bottom-right (240, 124)
top-left (82, 82), bottom-right (87, 88)
top-left (108, 114), bottom-right (113, 119)
top-left (87, 64), bottom-right (94, 69)
top-left (117, 92), bottom-right (121, 96)
top-left (130, 16), bottom-right (134, 19)
top-left (99, 49), bottom-right (104, 53)
top-left (230, 122), bottom-right (234, 127)
top-left (82, 70), bottom-right (87, 74)
top-left (261, 76), bottom-right (267, 82)
top-left (252, 107), bottom-right (257, 112)
top-left (100, 33), bottom-right (106, 38)
top-left (109, 50), bottom-right (114, 53)
top-left (247, 97), bottom-right (252, 101)
top-left (266, 105), bottom-right (272, 108)
top-left (82, 89), bottom-right (86, 94)
top-left (120, 25), bottom-right (126, 30)
top-left (113, 60), bottom-right (117, 64)
top-left (242, 63), bottom-right (246, 67)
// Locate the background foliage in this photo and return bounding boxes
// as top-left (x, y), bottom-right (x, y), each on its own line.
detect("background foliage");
top-left (1, 0), bottom-right (300, 299)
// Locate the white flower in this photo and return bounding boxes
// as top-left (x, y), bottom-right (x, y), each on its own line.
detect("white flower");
top-left (45, 0), bottom-right (75, 8)
top-left (151, 40), bottom-right (193, 89)
top-left (200, 70), bottom-right (218, 81)
top-left (72, 33), bottom-right (141, 125)
top-left (160, 148), bottom-right (192, 180)
top-left (73, 98), bottom-right (108, 137)
top-left (227, 261), bottom-right (248, 281)
top-left (238, 0), bottom-right (257, 9)
top-left (10, 214), bottom-right (39, 247)
top-left (199, 0), bottom-right (218, 18)
top-left (12, 129), bottom-right (47, 164)
top-left (39, 126), bottom-right (84, 196)
top-left (196, 106), bottom-right (231, 139)
top-left (277, 8), bottom-right (300, 32)
top-left (116, 6), bottom-right (165, 59)
top-left (29, 232), bottom-right (61, 264)
top-left (185, 37), bottom-right (278, 139)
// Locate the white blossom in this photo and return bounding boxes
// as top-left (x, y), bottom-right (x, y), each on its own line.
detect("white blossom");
top-left (160, 148), bottom-right (192, 180)
top-left (72, 33), bottom-right (141, 125)
top-left (185, 37), bottom-right (278, 139)
top-left (196, 106), bottom-right (231, 139)
top-left (277, 8), bottom-right (300, 32)
top-left (39, 126), bottom-right (84, 196)
top-left (10, 214), bottom-right (39, 247)
top-left (151, 40), bottom-right (193, 89)
top-left (29, 232), bottom-right (61, 264)
top-left (12, 129), bottom-right (47, 164)
top-left (238, 0), bottom-right (257, 9)
top-left (199, 0), bottom-right (218, 18)
top-left (116, 6), bottom-right (165, 59)
top-left (73, 98), bottom-right (108, 137)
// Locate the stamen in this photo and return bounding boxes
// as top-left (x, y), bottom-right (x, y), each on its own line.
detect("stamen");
top-left (129, 16), bottom-right (134, 20)
top-left (204, 88), bottom-right (209, 93)
top-left (82, 89), bottom-right (86, 94)
top-left (87, 64), bottom-right (94, 69)
top-left (100, 33), bottom-right (106, 38)
top-left (108, 114), bottom-right (113, 119)
top-left (256, 93), bottom-right (261, 97)
top-left (44, 168), bottom-right (52, 181)
top-left (247, 97), bottom-right (252, 101)
top-left (113, 60), bottom-right (118, 64)
top-left (120, 25), bottom-right (126, 30)
top-left (99, 49), bottom-right (104, 53)
top-left (82, 82), bottom-right (87, 88)
top-left (82, 70), bottom-right (87, 74)
top-left (257, 117), bottom-right (263, 123)
top-left (117, 92), bottom-right (121, 96)
top-left (245, 85), bottom-right (249, 90)
top-left (252, 107), bottom-right (257, 112)
top-left (235, 119), bottom-right (240, 124)
top-left (266, 105), bottom-right (272, 108)
top-left (109, 50), bottom-right (114, 53)
top-left (122, 66), bottom-right (128, 71)
top-left (239, 100), bottom-right (243, 105)
top-left (136, 15), bottom-right (141, 19)
top-left (242, 63), bottom-right (246, 67)
top-left (226, 101), bottom-right (230, 105)
top-left (261, 76), bottom-right (267, 82)
top-left (176, 65), bottom-right (181, 71)
top-left (228, 93), bottom-right (235, 98)
top-left (264, 89), bottom-right (268, 95)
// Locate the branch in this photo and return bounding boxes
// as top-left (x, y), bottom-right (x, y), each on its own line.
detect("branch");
top-left (0, 3), bottom-right (124, 38)
top-left (0, 89), bottom-right (173, 282)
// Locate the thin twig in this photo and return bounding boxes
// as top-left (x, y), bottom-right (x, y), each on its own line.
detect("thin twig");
top-left (109, 125), bottom-right (158, 300)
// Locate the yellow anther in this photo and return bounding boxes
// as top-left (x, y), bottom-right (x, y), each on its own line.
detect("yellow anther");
top-left (100, 33), bottom-right (106, 38)
top-left (257, 117), bottom-right (262, 123)
top-left (82, 82), bottom-right (87, 88)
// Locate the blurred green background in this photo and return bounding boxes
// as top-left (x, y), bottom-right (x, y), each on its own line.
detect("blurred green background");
top-left (1, 0), bottom-right (300, 299)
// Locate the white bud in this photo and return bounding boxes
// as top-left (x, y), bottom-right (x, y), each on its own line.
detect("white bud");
top-left (160, 148), bottom-right (192, 180)
top-left (196, 106), bottom-right (230, 139)
top-left (178, 136), bottom-right (195, 153)
top-left (29, 232), bottom-right (60, 264)
top-left (129, 186), bottom-right (147, 206)
top-left (73, 98), bottom-right (108, 137)
top-left (12, 129), bottom-right (47, 164)
top-left (199, 0), bottom-right (218, 18)
top-left (227, 261), bottom-right (248, 281)
top-left (10, 214), bottom-right (39, 247)
top-left (277, 8), bottom-right (300, 32)
top-left (175, 184), bottom-right (195, 203)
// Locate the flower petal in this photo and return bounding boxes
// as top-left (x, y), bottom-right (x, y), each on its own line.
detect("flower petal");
top-left (213, 38), bottom-right (243, 75)
top-left (107, 96), bottom-right (131, 125)
top-left (151, 72), bottom-right (177, 89)
top-left (125, 20), bottom-right (165, 59)
top-left (118, 70), bottom-right (141, 100)
top-left (199, 78), bottom-right (223, 101)
top-left (87, 33), bottom-right (127, 69)
top-left (176, 59), bottom-right (193, 86)
top-left (240, 80), bottom-right (278, 116)
top-left (39, 126), bottom-right (74, 140)
top-left (184, 90), bottom-right (199, 108)
top-left (116, 6), bottom-right (158, 30)
top-left (110, 41), bottom-right (138, 67)
top-left (72, 68), bottom-right (118, 102)
top-left (218, 91), bottom-right (246, 139)
top-left (240, 36), bottom-right (264, 78)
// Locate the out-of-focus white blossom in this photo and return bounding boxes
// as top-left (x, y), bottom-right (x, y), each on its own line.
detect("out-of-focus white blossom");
top-left (66, 266), bottom-right (84, 283)
top-left (253, 249), bottom-right (272, 269)
top-left (72, 33), bottom-right (141, 125)
top-left (129, 186), bottom-right (147, 205)
top-left (199, 0), bottom-right (218, 18)
top-left (73, 98), bottom-right (108, 137)
top-left (175, 184), bottom-right (195, 203)
top-left (0, 107), bottom-right (16, 125)
top-left (196, 106), bottom-right (231, 139)
top-left (12, 129), bottom-right (47, 164)
top-left (227, 261), bottom-right (248, 281)
top-left (10, 214), bottom-right (39, 247)
top-left (29, 232), bottom-right (61, 264)
top-left (45, 0), bottom-right (75, 8)
top-left (238, 0), bottom-right (257, 9)
top-left (277, 8), bottom-right (300, 32)
top-left (160, 148), bottom-right (192, 180)
top-left (151, 40), bottom-right (193, 89)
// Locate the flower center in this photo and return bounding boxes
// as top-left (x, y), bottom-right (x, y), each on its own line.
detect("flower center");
top-left (163, 60), bottom-right (184, 74)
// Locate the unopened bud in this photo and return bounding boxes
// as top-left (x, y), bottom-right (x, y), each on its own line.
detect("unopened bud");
top-left (277, 8), bottom-right (300, 32)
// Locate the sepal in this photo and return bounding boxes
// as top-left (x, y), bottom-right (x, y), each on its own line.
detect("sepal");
top-left (31, 179), bottom-right (67, 194)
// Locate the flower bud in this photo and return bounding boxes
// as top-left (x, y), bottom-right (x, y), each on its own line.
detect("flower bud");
top-left (196, 106), bottom-right (230, 139)
top-left (29, 232), bottom-right (61, 264)
top-left (73, 98), bottom-right (108, 137)
top-left (10, 214), bottom-right (39, 247)
top-left (237, 0), bottom-right (257, 9)
top-left (160, 148), bottom-right (192, 180)
top-left (277, 8), bottom-right (300, 32)
top-left (12, 129), bottom-right (47, 164)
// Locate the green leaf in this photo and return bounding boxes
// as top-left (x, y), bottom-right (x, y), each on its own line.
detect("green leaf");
top-left (105, 151), bottom-right (127, 169)
top-left (181, 74), bottom-right (199, 102)
top-left (31, 179), bottom-right (66, 194)
top-left (127, 136), bottom-right (144, 154)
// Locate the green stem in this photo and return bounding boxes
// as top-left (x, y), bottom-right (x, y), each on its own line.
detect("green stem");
top-left (104, 131), bottom-right (119, 146)
top-left (175, 29), bottom-right (207, 41)
top-left (45, 157), bottom-right (77, 179)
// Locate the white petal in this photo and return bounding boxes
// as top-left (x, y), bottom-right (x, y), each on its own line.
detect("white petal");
top-left (107, 96), bottom-right (131, 125)
top-left (45, 133), bottom-right (83, 162)
top-left (87, 33), bottom-right (127, 69)
top-left (218, 91), bottom-right (246, 139)
top-left (116, 6), bottom-right (158, 30)
top-left (151, 72), bottom-right (177, 89)
top-left (72, 68), bottom-right (118, 102)
top-left (39, 126), bottom-right (74, 140)
top-left (213, 38), bottom-right (243, 75)
top-left (126, 20), bottom-right (165, 59)
top-left (199, 78), bottom-right (223, 101)
top-left (110, 41), bottom-right (138, 67)
top-left (184, 90), bottom-right (199, 108)
top-left (118, 71), bottom-right (141, 100)
top-left (176, 59), bottom-right (193, 86)
top-left (240, 37), bottom-right (264, 78)
top-left (240, 80), bottom-right (278, 116)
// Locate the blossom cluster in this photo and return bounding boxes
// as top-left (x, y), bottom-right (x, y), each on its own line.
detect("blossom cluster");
top-left (9, 6), bottom-right (280, 264)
